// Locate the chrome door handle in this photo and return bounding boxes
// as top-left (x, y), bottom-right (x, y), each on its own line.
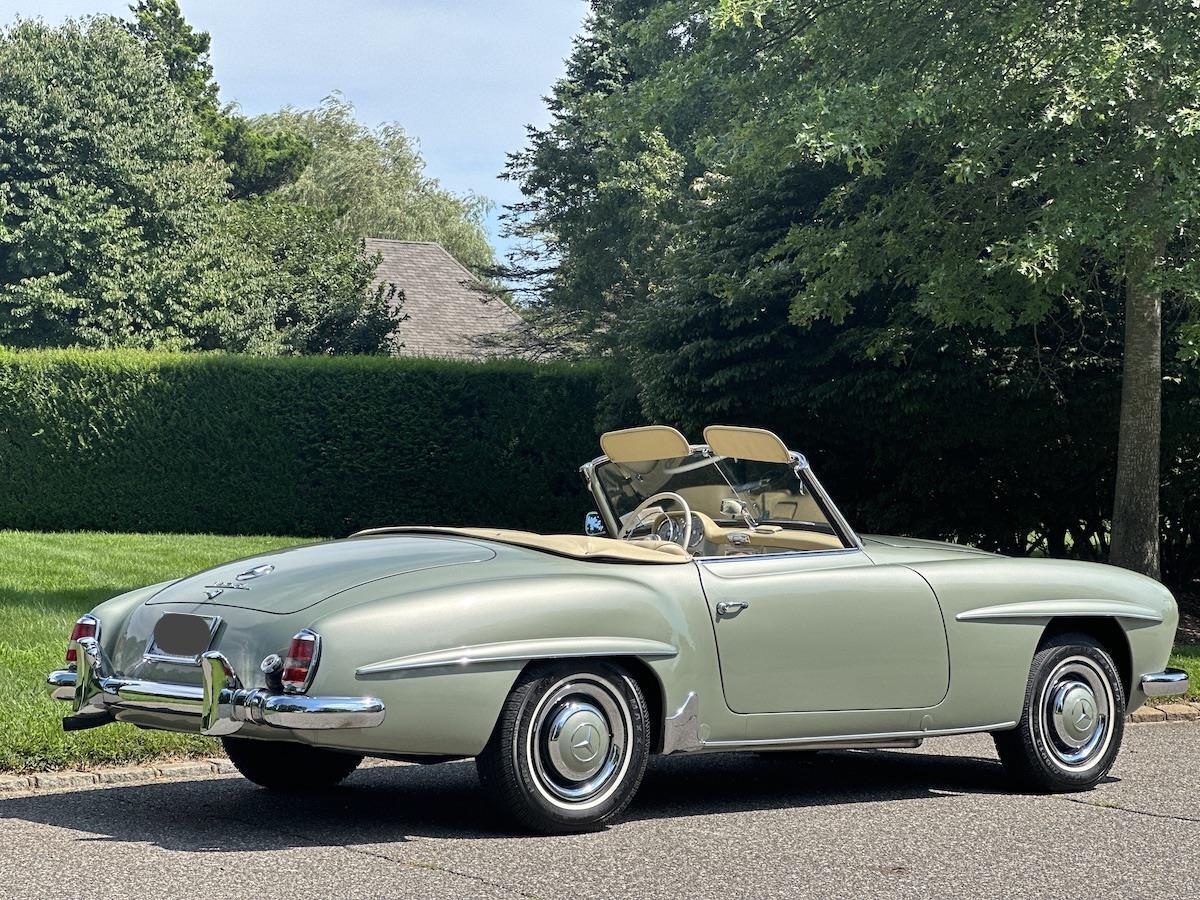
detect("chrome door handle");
top-left (715, 600), bottom-right (749, 617)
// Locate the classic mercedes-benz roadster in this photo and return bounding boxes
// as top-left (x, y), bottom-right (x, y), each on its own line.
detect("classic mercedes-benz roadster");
top-left (49, 425), bottom-right (1187, 833)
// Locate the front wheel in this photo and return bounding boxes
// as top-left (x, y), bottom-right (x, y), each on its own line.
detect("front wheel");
top-left (476, 661), bottom-right (650, 834)
top-left (993, 633), bottom-right (1125, 792)
top-left (222, 736), bottom-right (363, 791)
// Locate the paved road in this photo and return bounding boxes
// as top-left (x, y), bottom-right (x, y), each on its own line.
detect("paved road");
top-left (2, 722), bottom-right (1197, 899)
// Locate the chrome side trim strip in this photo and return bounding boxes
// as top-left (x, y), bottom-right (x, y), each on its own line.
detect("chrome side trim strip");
top-left (1141, 668), bottom-right (1190, 698)
top-left (956, 600), bottom-right (1163, 624)
top-left (700, 721), bottom-right (1017, 751)
top-left (356, 636), bottom-right (679, 677)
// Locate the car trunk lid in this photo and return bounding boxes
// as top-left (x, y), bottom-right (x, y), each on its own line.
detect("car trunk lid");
top-left (145, 534), bottom-right (496, 614)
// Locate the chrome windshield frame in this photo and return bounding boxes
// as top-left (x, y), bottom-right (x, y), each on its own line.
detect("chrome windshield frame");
top-left (579, 445), bottom-right (862, 550)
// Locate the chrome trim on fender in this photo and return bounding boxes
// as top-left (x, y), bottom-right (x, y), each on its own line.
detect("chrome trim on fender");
top-left (956, 600), bottom-right (1163, 624)
top-left (1141, 668), bottom-right (1190, 698)
top-left (48, 637), bottom-right (384, 734)
top-left (661, 691), bottom-right (702, 754)
top-left (356, 636), bottom-right (679, 677)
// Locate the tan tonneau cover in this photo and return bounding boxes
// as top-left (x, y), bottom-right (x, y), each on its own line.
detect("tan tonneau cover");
top-left (352, 526), bottom-right (692, 564)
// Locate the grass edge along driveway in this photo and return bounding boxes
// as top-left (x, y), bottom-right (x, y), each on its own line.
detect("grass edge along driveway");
top-left (0, 530), bottom-right (301, 772)
top-left (1, 529), bottom-right (1197, 774)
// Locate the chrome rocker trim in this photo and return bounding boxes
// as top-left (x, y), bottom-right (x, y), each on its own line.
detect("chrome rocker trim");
top-left (1141, 668), bottom-right (1190, 698)
top-left (48, 637), bottom-right (385, 735)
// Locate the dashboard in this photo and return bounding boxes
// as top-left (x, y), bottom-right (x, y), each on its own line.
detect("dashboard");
top-left (643, 509), bottom-right (845, 557)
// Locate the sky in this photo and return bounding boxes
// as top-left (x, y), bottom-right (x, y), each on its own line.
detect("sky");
top-left (0, 0), bottom-right (590, 260)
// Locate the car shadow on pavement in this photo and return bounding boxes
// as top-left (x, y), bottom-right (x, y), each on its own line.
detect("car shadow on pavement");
top-left (0, 747), bottom-right (1097, 849)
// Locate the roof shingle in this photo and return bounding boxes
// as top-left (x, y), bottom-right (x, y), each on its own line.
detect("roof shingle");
top-left (366, 238), bottom-right (523, 359)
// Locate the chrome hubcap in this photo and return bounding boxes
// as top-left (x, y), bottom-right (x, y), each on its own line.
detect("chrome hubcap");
top-left (526, 675), bottom-right (630, 809)
top-left (546, 701), bottom-right (611, 781)
top-left (1052, 683), bottom-right (1098, 748)
top-left (1037, 657), bottom-right (1114, 770)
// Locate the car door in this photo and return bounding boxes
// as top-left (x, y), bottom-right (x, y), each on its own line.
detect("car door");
top-left (699, 550), bottom-right (950, 714)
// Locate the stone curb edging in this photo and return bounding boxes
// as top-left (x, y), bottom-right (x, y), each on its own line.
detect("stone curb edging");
top-left (1128, 700), bottom-right (1200, 723)
top-left (3, 708), bottom-right (1197, 796)
top-left (0, 756), bottom-right (407, 796)
top-left (0, 758), bottom-right (236, 795)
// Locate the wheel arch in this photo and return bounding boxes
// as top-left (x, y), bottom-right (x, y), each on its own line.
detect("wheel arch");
top-left (1039, 616), bottom-right (1133, 701)
top-left (514, 654), bottom-right (668, 755)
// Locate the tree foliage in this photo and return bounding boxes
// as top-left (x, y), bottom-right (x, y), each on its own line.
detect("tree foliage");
top-left (0, 17), bottom-right (401, 355)
top-left (127, 0), bottom-right (312, 198)
top-left (0, 17), bottom-right (234, 350)
top-left (260, 96), bottom-right (496, 272)
top-left (505, 0), bottom-right (1200, 580)
top-left (711, 0), bottom-right (1200, 576)
top-left (223, 198), bottom-right (403, 356)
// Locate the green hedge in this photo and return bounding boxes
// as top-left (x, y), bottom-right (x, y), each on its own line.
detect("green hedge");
top-left (0, 350), bottom-right (605, 537)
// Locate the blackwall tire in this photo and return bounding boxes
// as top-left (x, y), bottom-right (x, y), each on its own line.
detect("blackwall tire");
top-left (222, 736), bottom-right (363, 790)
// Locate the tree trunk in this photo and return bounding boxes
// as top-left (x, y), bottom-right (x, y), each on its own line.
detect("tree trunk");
top-left (1109, 243), bottom-right (1163, 579)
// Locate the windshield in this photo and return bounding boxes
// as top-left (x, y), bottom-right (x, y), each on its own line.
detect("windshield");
top-left (593, 449), bottom-right (838, 536)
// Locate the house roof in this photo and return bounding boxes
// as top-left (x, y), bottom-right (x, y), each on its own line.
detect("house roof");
top-left (366, 238), bottom-right (523, 359)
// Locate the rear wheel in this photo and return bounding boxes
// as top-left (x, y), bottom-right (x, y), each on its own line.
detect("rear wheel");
top-left (993, 633), bottom-right (1125, 792)
top-left (476, 661), bottom-right (650, 834)
top-left (222, 736), bottom-right (363, 790)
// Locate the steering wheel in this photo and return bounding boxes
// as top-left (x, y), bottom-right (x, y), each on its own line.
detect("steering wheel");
top-left (618, 492), bottom-right (693, 549)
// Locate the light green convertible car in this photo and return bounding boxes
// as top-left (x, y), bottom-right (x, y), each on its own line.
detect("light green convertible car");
top-left (49, 425), bottom-right (1187, 833)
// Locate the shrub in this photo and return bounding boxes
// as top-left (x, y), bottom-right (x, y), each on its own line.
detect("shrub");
top-left (0, 350), bottom-right (604, 536)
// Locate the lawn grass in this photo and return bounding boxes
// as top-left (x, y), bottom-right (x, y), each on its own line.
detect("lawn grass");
top-left (1168, 645), bottom-right (1200, 701)
top-left (0, 530), bottom-right (301, 772)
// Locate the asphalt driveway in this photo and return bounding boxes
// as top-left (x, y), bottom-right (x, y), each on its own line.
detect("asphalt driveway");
top-left (2, 722), bottom-right (1196, 899)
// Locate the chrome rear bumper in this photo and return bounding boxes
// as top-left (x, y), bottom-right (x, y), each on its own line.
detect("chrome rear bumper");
top-left (48, 637), bottom-right (385, 734)
top-left (1141, 668), bottom-right (1190, 699)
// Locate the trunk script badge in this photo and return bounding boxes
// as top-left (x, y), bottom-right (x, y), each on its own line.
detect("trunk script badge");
top-left (204, 564), bottom-right (274, 600)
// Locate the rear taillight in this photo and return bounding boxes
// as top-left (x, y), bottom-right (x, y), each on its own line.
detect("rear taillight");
top-left (281, 629), bottom-right (320, 693)
top-left (65, 614), bottom-right (100, 665)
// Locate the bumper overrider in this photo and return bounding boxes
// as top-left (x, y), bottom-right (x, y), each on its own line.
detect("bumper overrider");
top-left (1141, 668), bottom-right (1191, 699)
top-left (48, 637), bottom-right (385, 735)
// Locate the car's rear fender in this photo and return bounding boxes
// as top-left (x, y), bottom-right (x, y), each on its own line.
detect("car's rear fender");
top-left (295, 563), bottom-right (713, 758)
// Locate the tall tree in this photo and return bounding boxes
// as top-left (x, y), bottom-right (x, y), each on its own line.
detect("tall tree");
top-left (0, 17), bottom-right (242, 350)
top-left (504, 1), bottom-right (1200, 580)
top-left (259, 96), bottom-right (495, 272)
top-left (127, 0), bottom-right (311, 197)
top-left (714, 0), bottom-right (1200, 578)
top-left (0, 17), bottom-right (400, 355)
